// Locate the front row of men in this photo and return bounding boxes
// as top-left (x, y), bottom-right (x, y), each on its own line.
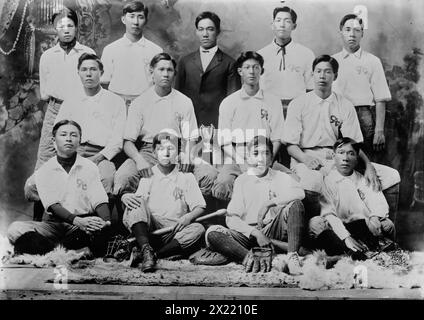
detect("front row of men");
top-left (9, 52), bottom-right (400, 275)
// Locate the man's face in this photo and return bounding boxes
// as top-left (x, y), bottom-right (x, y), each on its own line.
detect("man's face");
top-left (196, 18), bottom-right (218, 49)
top-left (55, 17), bottom-right (76, 43)
top-left (340, 18), bottom-right (363, 50)
top-left (238, 59), bottom-right (262, 86)
top-left (247, 144), bottom-right (272, 175)
top-left (155, 139), bottom-right (178, 166)
top-left (151, 59), bottom-right (175, 89)
top-left (313, 61), bottom-right (336, 91)
top-left (54, 124), bottom-right (80, 157)
top-left (78, 59), bottom-right (102, 89)
top-left (121, 11), bottom-right (146, 36)
top-left (334, 143), bottom-right (358, 176)
top-left (272, 11), bottom-right (296, 40)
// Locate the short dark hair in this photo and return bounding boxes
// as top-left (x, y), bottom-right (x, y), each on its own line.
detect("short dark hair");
top-left (247, 135), bottom-right (273, 156)
top-left (52, 119), bottom-right (82, 138)
top-left (77, 53), bottom-right (104, 72)
top-left (123, 1), bottom-right (148, 19)
top-left (312, 54), bottom-right (339, 74)
top-left (339, 14), bottom-right (363, 31)
top-left (236, 51), bottom-right (264, 70)
top-left (273, 6), bottom-right (297, 23)
top-left (195, 11), bottom-right (221, 33)
top-left (333, 137), bottom-right (361, 155)
top-left (152, 131), bottom-right (182, 153)
top-left (150, 52), bottom-right (177, 70)
top-left (51, 7), bottom-right (78, 27)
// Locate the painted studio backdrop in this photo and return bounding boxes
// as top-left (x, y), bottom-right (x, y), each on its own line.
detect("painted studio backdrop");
top-left (0, 0), bottom-right (423, 246)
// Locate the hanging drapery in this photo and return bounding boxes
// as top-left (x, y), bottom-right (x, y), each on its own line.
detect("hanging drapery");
top-left (0, 0), bottom-right (20, 42)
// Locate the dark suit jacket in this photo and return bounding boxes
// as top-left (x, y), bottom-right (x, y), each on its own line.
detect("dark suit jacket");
top-left (175, 48), bottom-right (241, 128)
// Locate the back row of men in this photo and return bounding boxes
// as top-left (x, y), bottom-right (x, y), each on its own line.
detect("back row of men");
top-left (8, 2), bottom-right (401, 275)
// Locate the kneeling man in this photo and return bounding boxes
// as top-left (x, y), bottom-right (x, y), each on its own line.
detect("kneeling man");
top-left (309, 138), bottom-right (395, 258)
top-left (8, 120), bottom-right (111, 257)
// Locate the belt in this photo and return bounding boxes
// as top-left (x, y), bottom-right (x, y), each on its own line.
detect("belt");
top-left (49, 96), bottom-right (64, 104)
top-left (355, 105), bottom-right (372, 109)
top-left (302, 146), bottom-right (333, 150)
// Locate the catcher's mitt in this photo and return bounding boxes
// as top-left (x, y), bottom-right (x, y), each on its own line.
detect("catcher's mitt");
top-left (189, 248), bottom-right (229, 265)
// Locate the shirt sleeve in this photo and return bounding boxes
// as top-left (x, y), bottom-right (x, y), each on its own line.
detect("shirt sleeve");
top-left (304, 49), bottom-right (315, 91)
top-left (100, 45), bottom-right (113, 84)
top-left (124, 99), bottom-right (143, 142)
top-left (226, 177), bottom-right (256, 238)
top-left (39, 52), bottom-right (50, 100)
top-left (273, 172), bottom-right (305, 205)
top-left (269, 97), bottom-right (285, 143)
top-left (358, 178), bottom-right (389, 219)
top-left (283, 98), bottom-right (303, 145)
top-left (35, 165), bottom-right (63, 211)
top-left (88, 165), bottom-right (109, 210)
top-left (340, 97), bottom-right (364, 143)
top-left (100, 96), bottom-right (127, 160)
top-left (320, 178), bottom-right (350, 240)
top-left (181, 98), bottom-right (199, 140)
top-left (184, 173), bottom-right (206, 211)
top-left (371, 57), bottom-right (392, 103)
top-left (217, 98), bottom-right (234, 146)
top-left (54, 99), bottom-right (72, 125)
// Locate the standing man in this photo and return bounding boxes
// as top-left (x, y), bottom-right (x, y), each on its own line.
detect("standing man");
top-left (258, 6), bottom-right (315, 118)
top-left (175, 11), bottom-right (240, 128)
top-left (333, 14), bottom-right (391, 160)
top-left (36, 7), bottom-right (95, 170)
top-left (101, 1), bottom-right (162, 106)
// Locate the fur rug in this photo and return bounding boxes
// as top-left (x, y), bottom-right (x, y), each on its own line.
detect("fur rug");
top-left (3, 243), bottom-right (424, 290)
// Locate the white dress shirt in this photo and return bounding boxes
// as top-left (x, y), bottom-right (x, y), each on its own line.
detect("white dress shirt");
top-left (333, 48), bottom-right (392, 106)
top-left (226, 168), bottom-right (305, 238)
top-left (39, 42), bottom-right (95, 101)
top-left (35, 155), bottom-right (108, 215)
top-left (199, 45), bottom-right (218, 71)
top-left (135, 165), bottom-right (206, 221)
top-left (101, 34), bottom-right (163, 96)
top-left (55, 88), bottom-right (126, 160)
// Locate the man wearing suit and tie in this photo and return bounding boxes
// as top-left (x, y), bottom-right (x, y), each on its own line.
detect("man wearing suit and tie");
top-left (175, 11), bottom-right (241, 128)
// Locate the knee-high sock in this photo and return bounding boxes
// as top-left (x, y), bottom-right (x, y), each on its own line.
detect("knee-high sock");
top-left (316, 229), bottom-right (347, 256)
top-left (207, 231), bottom-right (248, 263)
top-left (287, 201), bottom-right (305, 253)
top-left (156, 239), bottom-right (183, 259)
top-left (131, 222), bottom-right (149, 248)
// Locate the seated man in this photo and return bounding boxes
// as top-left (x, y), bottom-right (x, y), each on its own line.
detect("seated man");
top-left (283, 54), bottom-right (400, 219)
top-left (212, 51), bottom-right (293, 203)
top-left (113, 52), bottom-right (217, 199)
top-left (25, 53), bottom-right (126, 204)
top-left (8, 120), bottom-right (111, 257)
top-left (206, 136), bottom-right (306, 275)
top-left (309, 138), bottom-right (396, 258)
top-left (121, 131), bottom-right (206, 272)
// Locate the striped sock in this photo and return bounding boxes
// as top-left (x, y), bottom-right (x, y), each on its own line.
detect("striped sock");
top-left (287, 200), bottom-right (305, 252)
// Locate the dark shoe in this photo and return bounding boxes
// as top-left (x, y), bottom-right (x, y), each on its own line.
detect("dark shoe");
top-left (129, 246), bottom-right (143, 268)
top-left (140, 244), bottom-right (157, 272)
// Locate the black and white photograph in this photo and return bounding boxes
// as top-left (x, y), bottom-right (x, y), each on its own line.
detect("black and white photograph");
top-left (0, 0), bottom-right (423, 305)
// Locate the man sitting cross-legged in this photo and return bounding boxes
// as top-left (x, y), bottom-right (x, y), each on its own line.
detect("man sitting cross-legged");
top-left (121, 131), bottom-right (207, 272)
top-left (204, 136), bottom-right (306, 275)
top-left (309, 137), bottom-right (396, 259)
top-left (7, 120), bottom-right (111, 257)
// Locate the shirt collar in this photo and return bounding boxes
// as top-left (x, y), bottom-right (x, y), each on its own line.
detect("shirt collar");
top-left (239, 87), bottom-right (264, 100)
top-left (122, 34), bottom-right (146, 47)
top-left (52, 41), bottom-right (85, 53)
top-left (52, 154), bottom-right (85, 172)
top-left (342, 47), bottom-right (362, 59)
top-left (199, 45), bottom-right (218, 55)
top-left (151, 87), bottom-right (175, 102)
top-left (152, 164), bottom-right (179, 182)
top-left (272, 39), bottom-right (293, 52)
top-left (246, 167), bottom-right (275, 182)
top-left (328, 168), bottom-right (360, 184)
top-left (311, 91), bottom-right (336, 105)
top-left (81, 87), bottom-right (104, 103)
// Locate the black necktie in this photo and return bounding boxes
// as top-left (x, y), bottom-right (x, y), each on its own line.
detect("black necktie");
top-left (275, 39), bottom-right (291, 71)
top-left (202, 50), bottom-right (209, 53)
